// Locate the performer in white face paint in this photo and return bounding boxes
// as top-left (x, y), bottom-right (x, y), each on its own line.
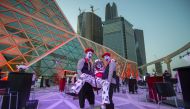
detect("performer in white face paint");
top-left (74, 48), bottom-right (95, 109)
top-left (102, 52), bottom-right (116, 109)
top-left (71, 59), bottom-right (110, 104)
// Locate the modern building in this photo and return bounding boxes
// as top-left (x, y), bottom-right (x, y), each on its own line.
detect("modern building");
top-left (77, 12), bottom-right (103, 45)
top-left (105, 2), bottom-right (118, 21)
top-left (104, 2), bottom-right (137, 62)
top-left (134, 29), bottom-right (147, 74)
top-left (103, 17), bottom-right (137, 62)
top-left (0, 0), bottom-right (138, 81)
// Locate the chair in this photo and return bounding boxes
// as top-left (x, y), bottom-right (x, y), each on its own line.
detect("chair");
top-left (0, 80), bottom-right (9, 109)
top-left (154, 82), bottom-right (178, 109)
top-left (1, 72), bottom-right (33, 109)
top-left (146, 76), bottom-right (163, 102)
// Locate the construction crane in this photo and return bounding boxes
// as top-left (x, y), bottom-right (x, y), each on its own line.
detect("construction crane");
top-left (90, 5), bottom-right (99, 13)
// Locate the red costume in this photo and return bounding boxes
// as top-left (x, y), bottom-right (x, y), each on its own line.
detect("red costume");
top-left (59, 77), bottom-right (66, 92)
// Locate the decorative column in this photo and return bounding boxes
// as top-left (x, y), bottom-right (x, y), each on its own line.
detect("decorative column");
top-left (164, 58), bottom-right (172, 73)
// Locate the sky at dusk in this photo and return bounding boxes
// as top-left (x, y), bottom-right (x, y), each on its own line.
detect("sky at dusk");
top-left (56, 0), bottom-right (190, 72)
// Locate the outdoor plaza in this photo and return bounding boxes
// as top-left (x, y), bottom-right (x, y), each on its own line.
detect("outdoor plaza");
top-left (0, 0), bottom-right (189, 109)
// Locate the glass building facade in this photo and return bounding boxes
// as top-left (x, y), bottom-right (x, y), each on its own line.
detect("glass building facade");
top-left (134, 29), bottom-right (147, 74)
top-left (0, 0), bottom-right (138, 80)
top-left (77, 12), bottom-right (103, 45)
top-left (103, 17), bottom-right (137, 62)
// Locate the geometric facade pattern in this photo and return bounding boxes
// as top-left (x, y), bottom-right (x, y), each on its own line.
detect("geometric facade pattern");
top-left (0, 0), bottom-right (138, 80)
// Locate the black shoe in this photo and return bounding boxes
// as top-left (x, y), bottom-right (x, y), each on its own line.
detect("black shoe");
top-left (66, 92), bottom-right (78, 96)
top-left (73, 96), bottom-right (79, 100)
top-left (106, 103), bottom-right (114, 109)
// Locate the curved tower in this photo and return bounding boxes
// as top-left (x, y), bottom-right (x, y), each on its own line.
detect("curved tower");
top-left (105, 3), bottom-right (112, 21)
top-left (112, 2), bottom-right (118, 18)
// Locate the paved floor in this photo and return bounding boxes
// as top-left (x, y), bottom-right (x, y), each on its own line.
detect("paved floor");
top-left (32, 86), bottom-right (178, 109)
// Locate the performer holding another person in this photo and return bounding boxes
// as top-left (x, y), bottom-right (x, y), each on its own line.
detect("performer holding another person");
top-left (102, 52), bottom-right (116, 109)
top-left (71, 49), bottom-right (116, 109)
top-left (71, 58), bottom-right (110, 105)
top-left (75, 48), bottom-right (95, 109)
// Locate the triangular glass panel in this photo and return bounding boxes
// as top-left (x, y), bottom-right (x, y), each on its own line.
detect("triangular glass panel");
top-left (0, 26), bottom-right (7, 36)
top-left (3, 46), bottom-right (21, 56)
top-left (7, 0), bottom-right (18, 5)
top-left (31, 36), bottom-right (43, 42)
top-left (19, 42), bottom-right (33, 48)
top-left (24, 4), bottom-right (35, 14)
top-left (47, 41), bottom-right (56, 47)
top-left (1, 11), bottom-right (16, 18)
top-left (20, 22), bottom-right (33, 30)
top-left (46, 45), bottom-right (54, 50)
top-left (4, 26), bottom-right (19, 34)
top-left (15, 12), bottom-right (26, 19)
top-left (36, 48), bottom-right (46, 56)
top-left (2, 53), bottom-right (17, 61)
top-left (0, 44), bottom-right (11, 51)
top-left (6, 21), bottom-right (22, 29)
top-left (39, 28), bottom-right (48, 35)
top-left (32, 19), bottom-right (43, 27)
top-left (31, 40), bottom-right (43, 48)
top-left (26, 32), bottom-right (39, 39)
top-left (26, 27), bottom-right (39, 34)
top-left (14, 31), bottom-right (28, 39)
top-left (54, 41), bottom-right (62, 46)
top-left (24, 55), bottom-right (36, 63)
top-left (24, 0), bottom-right (34, 8)
top-left (18, 47), bottom-right (31, 54)
top-left (24, 50), bottom-right (38, 57)
top-left (15, 3), bottom-right (27, 12)
top-left (37, 45), bottom-right (48, 52)
top-left (0, 6), bottom-right (8, 11)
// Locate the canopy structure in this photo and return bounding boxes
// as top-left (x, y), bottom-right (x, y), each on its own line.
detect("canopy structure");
top-left (0, 0), bottom-right (138, 80)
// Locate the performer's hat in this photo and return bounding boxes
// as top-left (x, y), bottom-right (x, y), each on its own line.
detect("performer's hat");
top-left (102, 52), bottom-right (111, 58)
top-left (85, 48), bottom-right (94, 53)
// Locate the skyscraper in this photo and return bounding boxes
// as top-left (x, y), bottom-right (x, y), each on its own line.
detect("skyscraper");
top-left (105, 3), bottom-right (111, 21)
top-left (134, 29), bottom-right (147, 74)
top-left (103, 17), bottom-right (137, 62)
top-left (105, 2), bottom-right (118, 21)
top-left (112, 2), bottom-right (118, 18)
top-left (77, 12), bottom-right (103, 45)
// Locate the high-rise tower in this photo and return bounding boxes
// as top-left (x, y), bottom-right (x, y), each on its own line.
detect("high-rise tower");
top-left (134, 29), bottom-right (147, 74)
top-left (105, 2), bottom-right (118, 21)
top-left (112, 2), bottom-right (118, 19)
top-left (77, 11), bottom-right (103, 45)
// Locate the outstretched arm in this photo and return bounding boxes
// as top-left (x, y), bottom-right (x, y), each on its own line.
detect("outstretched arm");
top-left (77, 59), bottom-right (85, 77)
top-left (108, 61), bottom-right (116, 82)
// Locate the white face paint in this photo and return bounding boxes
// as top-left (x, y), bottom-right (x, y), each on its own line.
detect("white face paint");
top-left (86, 51), bottom-right (93, 59)
top-left (104, 55), bottom-right (110, 62)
